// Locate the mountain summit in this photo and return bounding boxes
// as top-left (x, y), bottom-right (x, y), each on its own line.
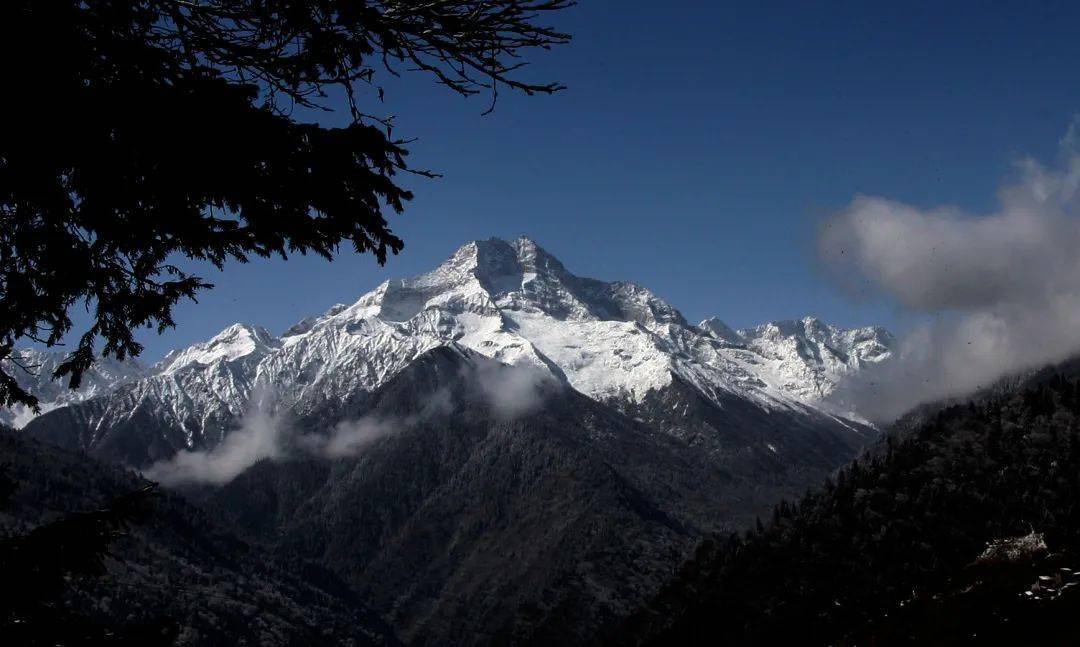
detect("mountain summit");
top-left (20, 237), bottom-right (892, 459)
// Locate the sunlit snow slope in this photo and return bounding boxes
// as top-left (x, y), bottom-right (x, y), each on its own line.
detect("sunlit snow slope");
top-left (1, 349), bottom-right (145, 428)
top-left (14, 237), bottom-right (893, 450)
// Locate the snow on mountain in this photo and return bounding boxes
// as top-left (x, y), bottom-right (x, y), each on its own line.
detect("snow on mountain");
top-left (698, 317), bottom-right (744, 346)
top-left (696, 315), bottom-right (896, 403)
top-left (258, 236), bottom-right (887, 416)
top-left (13, 237), bottom-right (895, 441)
top-left (157, 323), bottom-right (281, 374)
top-left (0, 348), bottom-right (146, 428)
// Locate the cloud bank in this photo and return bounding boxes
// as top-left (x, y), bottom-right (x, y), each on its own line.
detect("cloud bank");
top-left (145, 358), bottom-right (556, 486)
top-left (821, 127), bottom-right (1080, 421)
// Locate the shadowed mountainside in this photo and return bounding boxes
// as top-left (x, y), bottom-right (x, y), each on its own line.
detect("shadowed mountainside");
top-left (0, 428), bottom-right (396, 646)
top-left (194, 346), bottom-right (867, 645)
top-left (620, 362), bottom-right (1080, 645)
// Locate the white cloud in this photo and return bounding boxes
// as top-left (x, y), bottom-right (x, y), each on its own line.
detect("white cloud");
top-left (821, 123), bottom-right (1080, 421)
top-left (144, 390), bottom-right (286, 486)
top-left (470, 360), bottom-right (553, 420)
top-left (298, 388), bottom-right (453, 459)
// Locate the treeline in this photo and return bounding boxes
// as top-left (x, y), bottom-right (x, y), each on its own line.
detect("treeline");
top-left (622, 372), bottom-right (1080, 645)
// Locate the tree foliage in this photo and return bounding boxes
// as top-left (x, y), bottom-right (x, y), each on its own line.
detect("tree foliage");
top-left (0, 0), bottom-right (571, 410)
top-left (0, 485), bottom-right (160, 644)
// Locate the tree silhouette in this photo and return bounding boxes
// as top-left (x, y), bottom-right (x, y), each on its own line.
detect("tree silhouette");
top-left (0, 0), bottom-right (572, 410)
top-left (0, 478), bottom-right (161, 644)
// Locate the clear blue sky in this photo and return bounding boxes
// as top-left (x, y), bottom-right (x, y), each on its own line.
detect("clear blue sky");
top-left (92, 0), bottom-right (1080, 361)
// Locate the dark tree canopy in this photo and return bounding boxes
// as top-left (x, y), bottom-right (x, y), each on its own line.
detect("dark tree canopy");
top-left (0, 0), bottom-right (571, 410)
top-left (625, 370), bottom-right (1080, 645)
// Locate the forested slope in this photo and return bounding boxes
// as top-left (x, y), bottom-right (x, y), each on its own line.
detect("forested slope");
top-left (0, 429), bottom-right (395, 646)
top-left (624, 370), bottom-right (1080, 645)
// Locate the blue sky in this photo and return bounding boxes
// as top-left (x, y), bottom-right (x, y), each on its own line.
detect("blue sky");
top-left (89, 0), bottom-right (1080, 361)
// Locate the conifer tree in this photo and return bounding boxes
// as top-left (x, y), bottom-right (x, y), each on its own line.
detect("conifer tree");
top-left (0, 0), bottom-right (572, 409)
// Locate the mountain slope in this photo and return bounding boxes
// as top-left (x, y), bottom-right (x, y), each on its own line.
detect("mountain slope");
top-left (22, 237), bottom-right (892, 467)
top-left (624, 364), bottom-right (1080, 646)
top-left (0, 428), bottom-right (396, 645)
top-left (11, 238), bottom-right (897, 645)
top-left (0, 348), bottom-right (145, 428)
top-left (194, 345), bottom-right (837, 645)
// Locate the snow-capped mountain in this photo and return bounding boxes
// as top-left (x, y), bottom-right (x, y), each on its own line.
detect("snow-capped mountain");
top-left (699, 315), bottom-right (895, 402)
top-left (18, 238), bottom-right (898, 642)
top-left (18, 237), bottom-right (893, 457)
top-left (0, 348), bottom-right (145, 428)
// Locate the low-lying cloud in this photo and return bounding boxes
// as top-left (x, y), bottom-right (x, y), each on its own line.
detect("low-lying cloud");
top-left (144, 389), bottom-right (288, 486)
top-left (144, 357), bottom-right (557, 486)
top-left (470, 360), bottom-right (553, 420)
top-left (821, 125), bottom-right (1080, 421)
top-left (297, 388), bottom-right (453, 458)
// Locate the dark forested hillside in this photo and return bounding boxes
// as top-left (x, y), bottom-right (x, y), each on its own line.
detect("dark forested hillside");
top-left (625, 370), bottom-right (1080, 645)
top-left (0, 429), bottom-right (395, 646)
top-left (16, 340), bottom-right (876, 646)
top-left (198, 347), bottom-right (743, 646)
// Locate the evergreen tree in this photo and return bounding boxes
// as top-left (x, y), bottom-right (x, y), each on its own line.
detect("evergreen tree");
top-left (0, 0), bottom-right (572, 410)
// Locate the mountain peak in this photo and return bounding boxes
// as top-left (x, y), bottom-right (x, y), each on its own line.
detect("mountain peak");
top-left (158, 322), bottom-right (279, 373)
top-left (451, 236), bottom-right (566, 280)
top-left (13, 237), bottom-right (896, 432)
top-left (510, 234), bottom-right (557, 262)
top-left (731, 316), bottom-right (895, 403)
top-left (351, 236), bottom-right (662, 325)
top-left (698, 317), bottom-right (744, 345)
